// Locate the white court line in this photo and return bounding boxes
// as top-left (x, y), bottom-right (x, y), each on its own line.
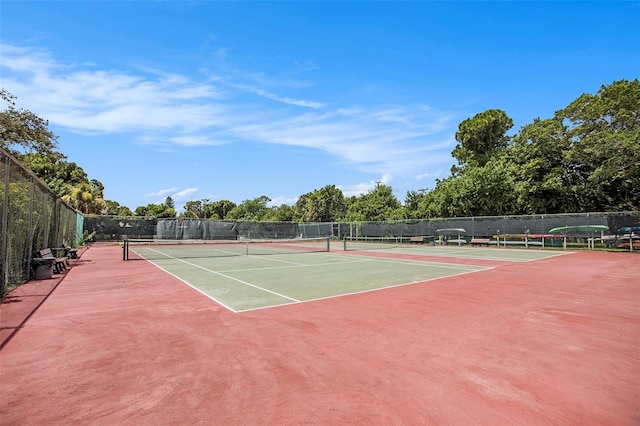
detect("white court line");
top-left (349, 245), bottom-right (574, 262)
top-left (246, 254), bottom-right (307, 266)
top-left (134, 247), bottom-right (366, 272)
top-left (135, 248), bottom-right (300, 304)
top-left (133, 247), bottom-right (491, 313)
top-left (218, 253), bottom-right (483, 273)
top-left (237, 266), bottom-right (489, 313)
top-left (132, 252), bottom-right (239, 313)
top-left (342, 252), bottom-right (489, 270)
top-left (219, 257), bottom-right (374, 273)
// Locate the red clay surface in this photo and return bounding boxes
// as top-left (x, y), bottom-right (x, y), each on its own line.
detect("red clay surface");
top-left (1, 244), bottom-right (639, 425)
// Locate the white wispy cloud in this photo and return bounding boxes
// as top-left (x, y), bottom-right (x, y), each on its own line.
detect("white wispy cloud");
top-left (172, 188), bottom-right (199, 201)
top-left (416, 170), bottom-right (446, 181)
top-left (337, 174), bottom-right (395, 198)
top-left (268, 196), bottom-right (299, 207)
top-left (145, 188), bottom-right (177, 198)
top-left (0, 42), bottom-right (458, 189)
top-left (228, 82), bottom-right (325, 108)
top-left (143, 187), bottom-right (199, 207)
top-left (168, 135), bottom-right (231, 147)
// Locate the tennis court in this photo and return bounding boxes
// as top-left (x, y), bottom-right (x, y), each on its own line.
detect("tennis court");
top-left (342, 237), bottom-right (573, 262)
top-left (127, 239), bottom-right (490, 312)
top-left (1, 243), bottom-right (638, 425)
top-left (125, 238), bottom-right (568, 312)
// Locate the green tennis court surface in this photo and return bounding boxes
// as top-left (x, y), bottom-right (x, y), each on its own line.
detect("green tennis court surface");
top-left (130, 247), bottom-right (489, 312)
top-left (129, 238), bottom-right (570, 312)
top-left (343, 243), bottom-right (573, 262)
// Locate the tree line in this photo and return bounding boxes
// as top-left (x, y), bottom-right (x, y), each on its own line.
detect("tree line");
top-left (1, 80), bottom-right (638, 222)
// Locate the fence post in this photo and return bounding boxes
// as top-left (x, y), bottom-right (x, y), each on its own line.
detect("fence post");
top-left (1, 155), bottom-right (10, 297)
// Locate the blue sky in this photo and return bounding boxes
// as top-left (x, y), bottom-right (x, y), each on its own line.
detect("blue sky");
top-left (1, 1), bottom-right (638, 212)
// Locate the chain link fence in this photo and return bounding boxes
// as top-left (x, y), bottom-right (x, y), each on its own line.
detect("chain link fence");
top-left (1, 148), bottom-right (83, 297)
top-left (84, 211), bottom-right (639, 247)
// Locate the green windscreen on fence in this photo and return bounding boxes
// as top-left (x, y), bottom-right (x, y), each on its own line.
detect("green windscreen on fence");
top-left (84, 212), bottom-right (639, 247)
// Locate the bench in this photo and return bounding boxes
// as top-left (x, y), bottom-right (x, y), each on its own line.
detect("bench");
top-left (447, 238), bottom-right (467, 245)
top-left (409, 236), bottom-right (425, 244)
top-left (38, 248), bottom-right (68, 274)
top-left (60, 244), bottom-right (78, 259)
top-left (470, 238), bottom-right (491, 246)
top-left (497, 240), bottom-right (544, 246)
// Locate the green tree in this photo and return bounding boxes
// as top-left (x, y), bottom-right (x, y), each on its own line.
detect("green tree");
top-left (208, 200), bottom-right (237, 219)
top-left (165, 196), bottom-right (175, 209)
top-left (451, 109), bottom-right (513, 172)
top-left (21, 153), bottom-right (97, 195)
top-left (0, 89), bottom-right (59, 156)
top-left (560, 79), bottom-right (640, 210)
top-left (178, 210), bottom-right (199, 219)
top-left (61, 182), bottom-right (107, 214)
top-left (261, 204), bottom-right (297, 222)
top-left (104, 200), bottom-right (134, 216)
top-left (180, 199), bottom-right (238, 219)
top-left (404, 189), bottom-right (430, 219)
top-left (135, 202), bottom-right (176, 218)
top-left (345, 183), bottom-right (402, 222)
top-left (296, 185), bottom-right (346, 222)
top-left (511, 79), bottom-right (640, 213)
top-left (20, 152), bottom-right (111, 213)
top-left (226, 196), bottom-right (271, 220)
top-left (19, 151), bottom-right (71, 197)
top-left (510, 117), bottom-right (576, 213)
top-left (90, 179), bottom-right (105, 198)
top-left (184, 200), bottom-right (204, 218)
top-left (274, 204), bottom-right (296, 221)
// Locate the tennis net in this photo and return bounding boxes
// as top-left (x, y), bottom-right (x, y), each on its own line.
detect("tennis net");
top-left (123, 237), bottom-right (331, 260)
top-left (342, 236), bottom-right (420, 251)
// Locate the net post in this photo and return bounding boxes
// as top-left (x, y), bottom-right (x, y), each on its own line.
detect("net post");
top-left (123, 240), bottom-right (128, 261)
top-left (326, 237), bottom-right (330, 252)
top-left (343, 238), bottom-right (347, 251)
